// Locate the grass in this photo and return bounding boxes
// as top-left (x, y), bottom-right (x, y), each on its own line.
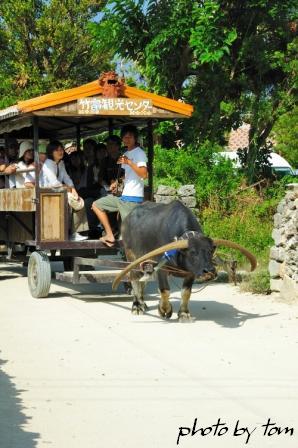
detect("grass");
top-left (240, 268), bottom-right (271, 295)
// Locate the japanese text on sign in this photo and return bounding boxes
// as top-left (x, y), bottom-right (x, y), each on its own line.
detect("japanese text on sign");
top-left (78, 97), bottom-right (153, 116)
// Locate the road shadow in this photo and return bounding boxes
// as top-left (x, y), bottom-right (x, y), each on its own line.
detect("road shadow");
top-left (50, 280), bottom-right (276, 329)
top-left (0, 264), bottom-right (26, 276)
top-left (61, 279), bottom-right (158, 303)
top-left (170, 299), bottom-right (277, 328)
top-left (0, 275), bottom-right (20, 281)
top-left (0, 358), bottom-right (39, 448)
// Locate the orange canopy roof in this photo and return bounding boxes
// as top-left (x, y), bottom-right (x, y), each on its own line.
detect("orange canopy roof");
top-left (17, 80), bottom-right (193, 117)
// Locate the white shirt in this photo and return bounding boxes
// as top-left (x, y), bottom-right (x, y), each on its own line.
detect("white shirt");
top-left (14, 161), bottom-right (35, 188)
top-left (122, 146), bottom-right (147, 198)
top-left (41, 159), bottom-right (74, 188)
top-left (24, 167), bottom-right (39, 186)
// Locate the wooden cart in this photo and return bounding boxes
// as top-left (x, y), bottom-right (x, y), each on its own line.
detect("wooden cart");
top-left (0, 73), bottom-right (193, 298)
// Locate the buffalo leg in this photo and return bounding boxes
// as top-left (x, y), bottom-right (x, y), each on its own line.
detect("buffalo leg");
top-left (131, 280), bottom-right (148, 315)
top-left (125, 248), bottom-right (148, 315)
top-left (178, 275), bottom-right (195, 322)
top-left (157, 271), bottom-right (173, 319)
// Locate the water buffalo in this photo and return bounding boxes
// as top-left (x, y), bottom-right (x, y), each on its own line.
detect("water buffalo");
top-left (113, 200), bottom-right (256, 321)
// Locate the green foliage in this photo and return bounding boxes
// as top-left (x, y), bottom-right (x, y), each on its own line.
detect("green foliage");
top-left (201, 198), bottom-right (275, 258)
top-left (153, 143), bottom-right (243, 208)
top-left (0, 0), bottom-right (111, 107)
top-left (190, 1), bottom-right (237, 64)
top-left (91, 0), bottom-right (297, 184)
top-left (241, 270), bottom-right (271, 295)
top-left (271, 106), bottom-right (298, 167)
top-left (154, 144), bottom-right (293, 281)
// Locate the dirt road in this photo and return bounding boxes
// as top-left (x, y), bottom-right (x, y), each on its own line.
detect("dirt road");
top-left (0, 262), bottom-right (297, 448)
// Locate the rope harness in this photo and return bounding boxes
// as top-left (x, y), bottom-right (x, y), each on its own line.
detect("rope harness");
top-left (138, 231), bottom-right (238, 284)
top-left (139, 231), bottom-right (209, 281)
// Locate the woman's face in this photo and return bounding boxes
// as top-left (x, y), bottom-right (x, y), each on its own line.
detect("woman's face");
top-left (52, 146), bottom-right (64, 162)
top-left (24, 149), bottom-right (34, 164)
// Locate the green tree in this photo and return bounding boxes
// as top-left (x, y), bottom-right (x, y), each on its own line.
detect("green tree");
top-left (0, 0), bottom-right (111, 108)
top-left (91, 0), bottom-right (297, 183)
top-left (271, 106), bottom-right (298, 167)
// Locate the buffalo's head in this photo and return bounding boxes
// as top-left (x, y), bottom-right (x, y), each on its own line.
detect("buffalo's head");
top-left (178, 235), bottom-right (216, 278)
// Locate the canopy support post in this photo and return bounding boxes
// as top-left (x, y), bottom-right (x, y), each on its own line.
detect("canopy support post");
top-left (33, 115), bottom-right (40, 243)
top-left (147, 119), bottom-right (154, 200)
top-left (108, 118), bottom-right (114, 136)
top-left (76, 124), bottom-right (81, 150)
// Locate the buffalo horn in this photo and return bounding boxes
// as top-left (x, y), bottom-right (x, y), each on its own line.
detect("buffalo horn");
top-left (112, 240), bottom-right (189, 290)
top-left (213, 239), bottom-right (257, 271)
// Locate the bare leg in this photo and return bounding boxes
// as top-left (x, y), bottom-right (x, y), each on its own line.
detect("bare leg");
top-left (92, 204), bottom-right (115, 243)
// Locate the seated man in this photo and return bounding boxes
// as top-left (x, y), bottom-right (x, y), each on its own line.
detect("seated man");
top-left (92, 125), bottom-right (148, 247)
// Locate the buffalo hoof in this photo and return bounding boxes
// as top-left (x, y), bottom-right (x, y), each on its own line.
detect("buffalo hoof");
top-left (178, 311), bottom-right (194, 323)
top-left (158, 302), bottom-right (173, 319)
top-left (131, 300), bottom-right (148, 315)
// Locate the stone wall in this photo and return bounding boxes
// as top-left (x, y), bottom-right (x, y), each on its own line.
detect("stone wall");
top-left (154, 184), bottom-right (197, 209)
top-left (269, 183), bottom-right (298, 300)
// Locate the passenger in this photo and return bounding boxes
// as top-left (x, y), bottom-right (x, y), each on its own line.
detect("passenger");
top-left (14, 141), bottom-right (34, 188)
top-left (101, 135), bottom-right (124, 193)
top-left (92, 125), bottom-right (148, 247)
top-left (64, 141), bottom-right (77, 155)
top-left (42, 140), bottom-right (76, 190)
top-left (93, 142), bottom-right (107, 186)
top-left (24, 143), bottom-right (47, 188)
top-left (6, 140), bottom-right (19, 164)
top-left (0, 147), bottom-right (8, 189)
top-left (41, 140), bottom-right (88, 241)
top-left (77, 141), bottom-right (107, 239)
top-left (83, 138), bottom-right (96, 173)
top-left (2, 140), bottom-right (19, 187)
top-left (67, 151), bottom-right (87, 191)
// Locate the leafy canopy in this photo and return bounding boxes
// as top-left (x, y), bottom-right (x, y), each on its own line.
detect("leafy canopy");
top-left (91, 0), bottom-right (297, 182)
top-left (0, 0), bottom-right (111, 108)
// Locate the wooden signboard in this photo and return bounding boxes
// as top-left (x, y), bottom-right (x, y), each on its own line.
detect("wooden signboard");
top-left (77, 97), bottom-right (153, 116)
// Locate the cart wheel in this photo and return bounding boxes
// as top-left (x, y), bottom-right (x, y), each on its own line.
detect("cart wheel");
top-left (28, 251), bottom-right (51, 298)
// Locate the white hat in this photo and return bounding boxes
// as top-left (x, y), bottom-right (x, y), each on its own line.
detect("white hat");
top-left (19, 141), bottom-right (33, 159)
top-left (65, 142), bottom-right (76, 150)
